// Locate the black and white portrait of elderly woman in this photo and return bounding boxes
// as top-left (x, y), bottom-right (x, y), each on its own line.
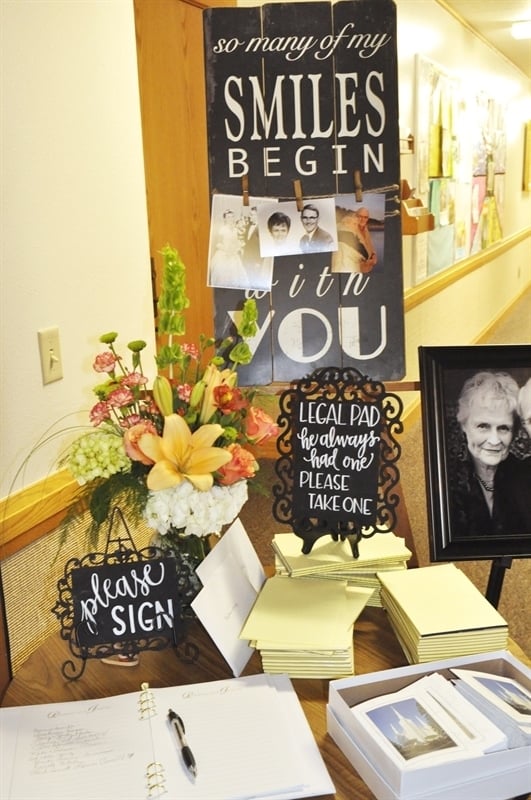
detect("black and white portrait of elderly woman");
top-left (448, 370), bottom-right (531, 539)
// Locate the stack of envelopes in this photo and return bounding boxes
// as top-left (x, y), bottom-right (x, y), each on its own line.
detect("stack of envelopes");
top-left (272, 531), bottom-right (412, 607)
top-left (239, 575), bottom-right (373, 678)
top-left (378, 563), bottom-right (509, 664)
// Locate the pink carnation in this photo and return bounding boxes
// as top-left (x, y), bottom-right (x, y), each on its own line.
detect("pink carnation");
top-left (89, 401), bottom-right (111, 426)
top-left (244, 406), bottom-right (279, 444)
top-left (93, 352), bottom-right (118, 373)
top-left (177, 383), bottom-right (192, 402)
top-left (217, 443), bottom-right (258, 485)
top-left (122, 372), bottom-right (148, 388)
top-left (107, 387), bottom-right (134, 408)
top-left (182, 343), bottom-right (200, 359)
top-left (123, 420), bottom-right (158, 464)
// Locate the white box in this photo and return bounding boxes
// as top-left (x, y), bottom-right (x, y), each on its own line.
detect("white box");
top-left (327, 650), bottom-right (531, 800)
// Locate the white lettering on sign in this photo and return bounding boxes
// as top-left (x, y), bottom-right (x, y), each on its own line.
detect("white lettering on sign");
top-left (111, 599), bottom-right (175, 636)
top-left (212, 25), bottom-right (392, 62)
top-left (223, 72), bottom-right (385, 140)
top-left (299, 402), bottom-right (381, 427)
top-left (227, 142), bottom-right (384, 179)
top-left (79, 563), bottom-right (167, 634)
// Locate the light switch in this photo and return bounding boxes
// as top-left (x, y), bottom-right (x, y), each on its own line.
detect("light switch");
top-left (38, 326), bottom-right (63, 384)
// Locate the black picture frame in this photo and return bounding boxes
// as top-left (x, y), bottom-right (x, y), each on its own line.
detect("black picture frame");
top-left (418, 345), bottom-right (531, 561)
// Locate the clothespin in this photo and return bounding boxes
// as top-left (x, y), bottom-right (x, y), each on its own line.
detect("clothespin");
top-left (354, 170), bottom-right (363, 203)
top-left (293, 179), bottom-right (304, 212)
top-left (242, 175), bottom-right (249, 206)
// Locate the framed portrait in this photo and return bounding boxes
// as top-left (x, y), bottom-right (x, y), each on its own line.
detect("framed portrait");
top-left (418, 345), bottom-right (531, 561)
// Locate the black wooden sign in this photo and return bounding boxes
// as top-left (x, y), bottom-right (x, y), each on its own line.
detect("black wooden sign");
top-left (52, 509), bottom-right (184, 680)
top-left (273, 367), bottom-right (403, 555)
top-left (291, 392), bottom-right (382, 526)
top-left (72, 557), bottom-right (179, 648)
top-left (203, 0), bottom-right (405, 383)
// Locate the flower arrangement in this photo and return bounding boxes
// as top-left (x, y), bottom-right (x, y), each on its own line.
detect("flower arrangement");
top-left (63, 245), bottom-right (279, 550)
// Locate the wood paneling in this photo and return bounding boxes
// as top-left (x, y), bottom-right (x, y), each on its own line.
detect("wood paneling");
top-left (0, 470), bottom-right (78, 560)
top-left (0, 587), bottom-right (11, 700)
top-left (133, 0), bottom-right (234, 347)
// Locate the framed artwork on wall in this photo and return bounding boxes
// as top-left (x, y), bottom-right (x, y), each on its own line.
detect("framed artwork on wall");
top-left (419, 345), bottom-right (531, 562)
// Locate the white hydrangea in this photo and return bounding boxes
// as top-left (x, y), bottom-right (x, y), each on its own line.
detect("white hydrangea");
top-left (67, 430), bottom-right (131, 484)
top-left (143, 479), bottom-right (248, 537)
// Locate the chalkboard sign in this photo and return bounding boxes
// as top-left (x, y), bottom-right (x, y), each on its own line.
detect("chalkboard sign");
top-left (53, 509), bottom-right (185, 680)
top-left (72, 558), bottom-right (180, 649)
top-left (273, 366), bottom-right (402, 555)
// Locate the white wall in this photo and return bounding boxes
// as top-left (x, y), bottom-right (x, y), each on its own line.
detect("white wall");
top-left (0, 0), bottom-right (156, 498)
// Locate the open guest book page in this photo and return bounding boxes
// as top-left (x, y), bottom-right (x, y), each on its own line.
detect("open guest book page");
top-left (0, 673), bottom-right (334, 800)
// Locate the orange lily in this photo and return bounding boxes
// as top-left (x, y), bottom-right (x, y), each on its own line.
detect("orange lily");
top-left (138, 414), bottom-right (232, 491)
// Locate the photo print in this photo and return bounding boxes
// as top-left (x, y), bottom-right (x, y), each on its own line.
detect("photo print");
top-left (332, 193), bottom-right (385, 275)
top-left (207, 193), bottom-right (275, 291)
top-left (257, 198), bottom-right (337, 258)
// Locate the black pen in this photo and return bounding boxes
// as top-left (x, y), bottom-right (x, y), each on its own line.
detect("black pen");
top-left (168, 709), bottom-right (197, 778)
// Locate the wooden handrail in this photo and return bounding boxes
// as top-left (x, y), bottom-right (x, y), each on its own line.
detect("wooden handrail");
top-left (0, 470), bottom-right (78, 559)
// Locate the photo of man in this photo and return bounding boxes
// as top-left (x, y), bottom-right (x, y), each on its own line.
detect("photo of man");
top-left (299, 203), bottom-right (335, 253)
top-left (332, 195), bottom-right (385, 275)
top-left (257, 198), bottom-right (337, 258)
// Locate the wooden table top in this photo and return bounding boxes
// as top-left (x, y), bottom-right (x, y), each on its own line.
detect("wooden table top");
top-left (2, 607), bottom-right (529, 800)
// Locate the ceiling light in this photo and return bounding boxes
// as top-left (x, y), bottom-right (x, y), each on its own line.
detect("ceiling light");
top-left (511, 20), bottom-right (531, 40)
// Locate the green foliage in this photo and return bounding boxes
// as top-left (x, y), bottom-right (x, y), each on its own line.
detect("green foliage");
top-left (157, 245), bottom-right (189, 338)
top-left (228, 341), bottom-right (252, 366)
top-left (238, 298), bottom-right (258, 338)
top-left (59, 465), bottom-right (150, 552)
top-left (99, 332), bottom-right (118, 344)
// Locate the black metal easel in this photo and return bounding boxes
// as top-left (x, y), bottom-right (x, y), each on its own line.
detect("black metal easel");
top-left (485, 556), bottom-right (513, 609)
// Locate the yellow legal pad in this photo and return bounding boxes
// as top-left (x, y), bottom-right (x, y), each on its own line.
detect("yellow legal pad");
top-left (272, 531), bottom-right (412, 606)
top-left (377, 563), bottom-right (509, 664)
top-left (239, 575), bottom-right (372, 678)
top-left (272, 531), bottom-right (412, 575)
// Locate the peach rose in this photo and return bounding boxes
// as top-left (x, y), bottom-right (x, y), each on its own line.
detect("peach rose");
top-left (123, 420), bottom-right (158, 464)
top-left (217, 443), bottom-right (258, 485)
top-left (244, 406), bottom-right (279, 444)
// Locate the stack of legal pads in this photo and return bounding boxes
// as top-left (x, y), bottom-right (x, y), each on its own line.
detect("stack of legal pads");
top-left (273, 531), bottom-right (412, 606)
top-left (239, 574), bottom-right (373, 678)
top-left (378, 563), bottom-right (509, 663)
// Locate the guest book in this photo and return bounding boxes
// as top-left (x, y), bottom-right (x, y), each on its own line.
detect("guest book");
top-left (0, 673), bottom-right (334, 799)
